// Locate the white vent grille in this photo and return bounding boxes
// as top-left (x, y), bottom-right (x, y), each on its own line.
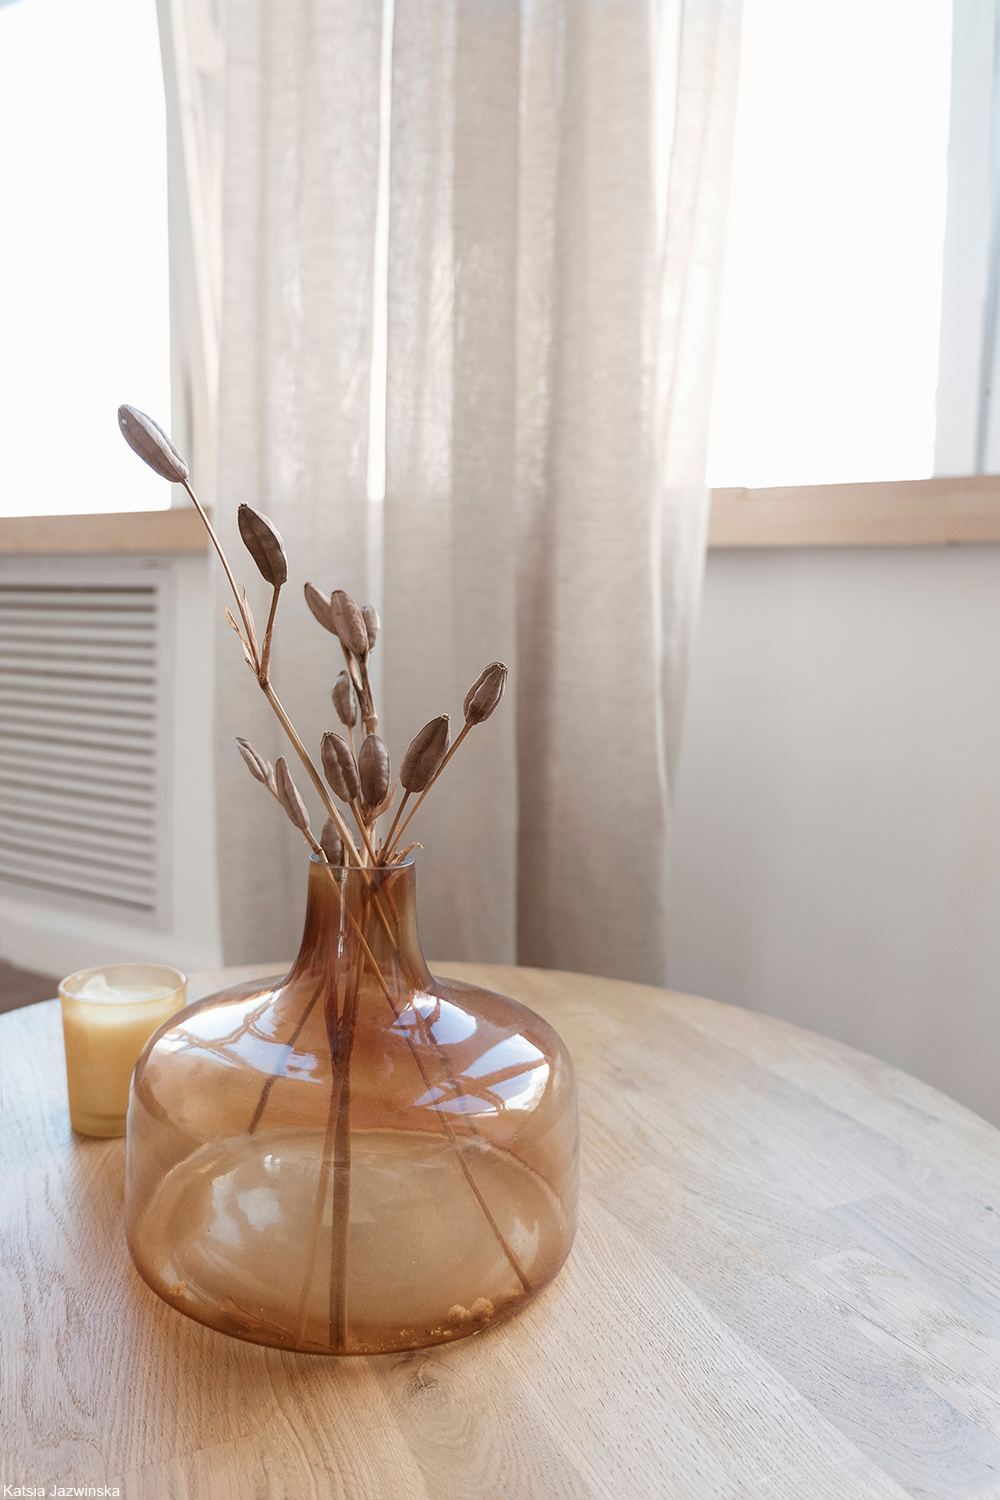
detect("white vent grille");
top-left (0, 580), bottom-right (166, 917)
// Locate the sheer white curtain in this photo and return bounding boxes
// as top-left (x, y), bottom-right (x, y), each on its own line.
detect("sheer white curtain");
top-left (385, 1), bottom-right (741, 980)
top-left (165, 0), bottom-right (741, 975)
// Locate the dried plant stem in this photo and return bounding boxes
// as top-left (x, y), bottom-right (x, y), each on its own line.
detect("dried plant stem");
top-left (182, 479), bottom-right (254, 647)
top-left (179, 475), bottom-right (364, 868)
top-left (325, 882), bottom-right (531, 1297)
top-left (294, 866), bottom-right (530, 1341)
top-left (336, 868), bottom-right (530, 1292)
top-left (339, 643), bottom-right (366, 723)
top-left (259, 585), bottom-right (280, 684)
top-left (350, 801), bottom-right (378, 866)
top-left (381, 790), bottom-right (410, 855)
top-left (294, 883), bottom-right (368, 1348)
top-left (359, 660), bottom-right (378, 736)
top-left (330, 916), bottom-right (366, 1349)
top-left (294, 1051), bottom-right (342, 1345)
top-left (262, 683), bottom-right (361, 864)
top-left (336, 639), bottom-right (377, 738)
top-left (385, 722), bottom-right (473, 859)
top-left (293, 941), bottom-right (346, 1346)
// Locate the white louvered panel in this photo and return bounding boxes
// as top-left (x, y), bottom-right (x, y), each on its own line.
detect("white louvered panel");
top-left (0, 583), bottom-right (165, 916)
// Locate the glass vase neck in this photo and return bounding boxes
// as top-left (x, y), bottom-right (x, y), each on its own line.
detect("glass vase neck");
top-left (287, 857), bottom-right (432, 993)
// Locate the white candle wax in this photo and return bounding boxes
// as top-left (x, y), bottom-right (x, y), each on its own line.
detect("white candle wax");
top-left (59, 964), bottom-right (187, 1137)
top-left (77, 973), bottom-right (175, 1004)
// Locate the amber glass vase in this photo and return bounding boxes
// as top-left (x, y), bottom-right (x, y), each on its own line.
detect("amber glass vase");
top-left (125, 858), bottom-right (579, 1354)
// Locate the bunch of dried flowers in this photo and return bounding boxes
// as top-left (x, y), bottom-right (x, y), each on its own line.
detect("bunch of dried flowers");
top-left (118, 405), bottom-right (506, 869)
top-left (119, 406), bottom-right (529, 1350)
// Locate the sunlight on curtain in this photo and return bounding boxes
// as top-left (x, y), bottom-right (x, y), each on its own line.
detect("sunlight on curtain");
top-left (0, 0), bottom-right (170, 517)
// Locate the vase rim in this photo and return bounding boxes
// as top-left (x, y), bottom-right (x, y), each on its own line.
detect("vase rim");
top-left (308, 853), bottom-right (416, 873)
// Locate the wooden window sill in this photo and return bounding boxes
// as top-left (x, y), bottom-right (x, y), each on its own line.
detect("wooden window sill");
top-left (2, 477), bottom-right (999, 554)
top-left (0, 508), bottom-right (207, 555)
top-left (708, 475), bottom-right (1000, 546)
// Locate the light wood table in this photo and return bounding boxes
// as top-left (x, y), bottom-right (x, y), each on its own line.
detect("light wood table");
top-left (4, 963), bottom-right (1000, 1500)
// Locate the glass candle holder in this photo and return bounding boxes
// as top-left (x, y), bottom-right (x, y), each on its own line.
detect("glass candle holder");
top-left (59, 964), bottom-right (187, 1138)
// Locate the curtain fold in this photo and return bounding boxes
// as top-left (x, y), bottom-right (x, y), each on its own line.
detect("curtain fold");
top-left (200, 0), bottom-right (740, 973)
top-left (384, 0), bottom-right (741, 979)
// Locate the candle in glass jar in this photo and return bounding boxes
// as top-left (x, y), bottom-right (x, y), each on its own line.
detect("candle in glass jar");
top-left (59, 964), bottom-right (187, 1137)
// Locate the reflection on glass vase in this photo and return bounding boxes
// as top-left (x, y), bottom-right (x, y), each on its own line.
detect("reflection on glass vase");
top-left (125, 857), bottom-right (579, 1354)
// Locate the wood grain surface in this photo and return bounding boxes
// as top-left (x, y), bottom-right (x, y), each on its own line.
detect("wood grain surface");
top-left (4, 962), bottom-right (1000, 1499)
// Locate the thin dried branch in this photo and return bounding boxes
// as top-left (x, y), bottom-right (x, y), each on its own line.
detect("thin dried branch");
top-left (119, 404), bottom-right (366, 866)
top-left (262, 683), bottom-right (362, 861)
top-left (381, 715), bottom-right (450, 859)
top-left (240, 585), bottom-right (259, 658)
top-left (260, 586), bottom-right (280, 684)
top-left (385, 660), bottom-right (508, 858)
top-left (357, 659), bottom-right (378, 737)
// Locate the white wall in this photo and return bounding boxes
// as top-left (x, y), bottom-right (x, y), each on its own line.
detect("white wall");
top-left (667, 544), bottom-right (1000, 1126)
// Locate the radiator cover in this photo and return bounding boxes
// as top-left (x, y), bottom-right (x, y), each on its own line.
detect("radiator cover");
top-left (0, 564), bottom-right (170, 924)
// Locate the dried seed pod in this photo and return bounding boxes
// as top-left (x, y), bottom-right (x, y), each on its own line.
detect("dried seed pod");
top-left (238, 504), bottom-right (288, 587)
top-left (399, 715), bottom-right (451, 793)
top-left (321, 732), bottom-right (361, 803)
top-left (319, 817), bottom-right (344, 866)
top-left (331, 670), bottom-right (358, 728)
top-left (236, 736), bottom-right (272, 786)
top-left (329, 590), bottom-right (370, 660)
top-left (463, 661), bottom-right (508, 724)
top-left (358, 734), bottom-right (391, 809)
top-left (274, 757), bottom-right (311, 834)
top-left (304, 582), bottom-right (337, 634)
top-left (117, 404), bottom-right (189, 483)
top-left (362, 605), bottom-right (380, 651)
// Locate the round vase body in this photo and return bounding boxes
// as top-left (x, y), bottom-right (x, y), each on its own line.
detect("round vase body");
top-left (125, 860), bottom-right (579, 1354)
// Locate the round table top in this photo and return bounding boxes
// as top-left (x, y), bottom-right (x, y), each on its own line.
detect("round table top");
top-left (4, 961), bottom-right (1000, 1500)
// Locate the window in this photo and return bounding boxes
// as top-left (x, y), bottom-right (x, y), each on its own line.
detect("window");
top-left (707, 0), bottom-right (972, 491)
top-left (0, 0), bottom-right (170, 518)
